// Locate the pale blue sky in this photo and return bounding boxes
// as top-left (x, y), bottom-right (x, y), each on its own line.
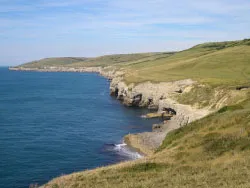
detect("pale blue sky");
top-left (1, 0), bottom-right (250, 65)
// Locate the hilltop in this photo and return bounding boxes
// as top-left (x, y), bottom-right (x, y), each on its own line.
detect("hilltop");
top-left (17, 52), bottom-right (165, 68)
top-left (15, 39), bottom-right (250, 87)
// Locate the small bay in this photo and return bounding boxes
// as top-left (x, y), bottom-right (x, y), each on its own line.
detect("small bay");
top-left (0, 67), bottom-right (159, 188)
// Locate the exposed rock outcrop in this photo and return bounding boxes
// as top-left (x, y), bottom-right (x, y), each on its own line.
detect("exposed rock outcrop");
top-left (158, 98), bottom-right (210, 127)
top-left (112, 78), bottom-right (212, 155)
top-left (110, 76), bottom-right (211, 129)
top-left (110, 78), bottom-right (197, 107)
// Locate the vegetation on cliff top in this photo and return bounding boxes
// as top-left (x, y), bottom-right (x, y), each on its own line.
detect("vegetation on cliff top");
top-left (20, 52), bottom-right (166, 68)
top-left (20, 57), bottom-right (87, 68)
top-left (18, 39), bottom-right (250, 87)
top-left (122, 39), bottom-right (250, 86)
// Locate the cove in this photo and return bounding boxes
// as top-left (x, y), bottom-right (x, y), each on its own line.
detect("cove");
top-left (0, 67), bottom-right (160, 188)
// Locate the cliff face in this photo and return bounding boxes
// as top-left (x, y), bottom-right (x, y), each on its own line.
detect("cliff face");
top-left (110, 78), bottom-right (193, 105)
top-left (110, 77), bottom-right (211, 127)
top-left (158, 98), bottom-right (210, 127)
top-left (109, 75), bottom-right (213, 155)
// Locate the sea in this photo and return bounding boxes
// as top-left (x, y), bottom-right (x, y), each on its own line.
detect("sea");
top-left (0, 67), bottom-right (160, 188)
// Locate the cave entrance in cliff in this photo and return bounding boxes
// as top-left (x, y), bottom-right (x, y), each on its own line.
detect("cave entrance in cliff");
top-left (115, 88), bottom-right (119, 97)
top-left (163, 108), bottom-right (177, 115)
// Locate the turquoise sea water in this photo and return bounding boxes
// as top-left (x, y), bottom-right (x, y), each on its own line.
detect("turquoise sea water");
top-left (0, 67), bottom-right (159, 188)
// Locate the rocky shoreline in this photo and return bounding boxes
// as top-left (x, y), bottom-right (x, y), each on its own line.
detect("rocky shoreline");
top-left (9, 66), bottom-right (212, 156)
top-left (109, 77), bottom-right (211, 155)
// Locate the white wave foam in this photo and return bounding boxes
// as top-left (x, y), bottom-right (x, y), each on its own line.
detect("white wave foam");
top-left (114, 143), bottom-right (127, 148)
top-left (114, 143), bottom-right (143, 159)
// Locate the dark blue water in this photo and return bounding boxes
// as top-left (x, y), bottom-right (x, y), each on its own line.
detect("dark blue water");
top-left (0, 67), bottom-right (159, 188)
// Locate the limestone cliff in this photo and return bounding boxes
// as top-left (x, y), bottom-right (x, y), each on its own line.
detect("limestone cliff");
top-left (108, 75), bottom-right (214, 154)
top-left (110, 77), bottom-right (211, 127)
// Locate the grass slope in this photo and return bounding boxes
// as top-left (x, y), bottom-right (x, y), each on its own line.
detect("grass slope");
top-left (20, 57), bottom-right (87, 68)
top-left (43, 95), bottom-right (250, 188)
top-left (66, 52), bottom-right (168, 68)
top-left (18, 39), bottom-right (250, 87)
top-left (122, 39), bottom-right (250, 86)
top-left (18, 53), bottom-right (167, 69)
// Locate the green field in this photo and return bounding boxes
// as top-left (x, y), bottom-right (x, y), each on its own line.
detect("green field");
top-left (121, 39), bottom-right (250, 86)
top-left (19, 52), bottom-right (165, 68)
top-left (20, 57), bottom-right (87, 68)
top-left (19, 39), bottom-right (250, 87)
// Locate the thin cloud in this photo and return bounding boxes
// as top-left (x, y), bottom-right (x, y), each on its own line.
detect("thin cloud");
top-left (0, 0), bottom-right (250, 65)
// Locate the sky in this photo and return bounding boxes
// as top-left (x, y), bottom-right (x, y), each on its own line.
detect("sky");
top-left (0, 0), bottom-right (250, 66)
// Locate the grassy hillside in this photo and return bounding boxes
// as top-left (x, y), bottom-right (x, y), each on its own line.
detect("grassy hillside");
top-left (43, 95), bottom-right (250, 188)
top-left (20, 57), bottom-right (87, 68)
top-left (18, 52), bottom-right (167, 68)
top-left (18, 39), bottom-right (250, 87)
top-left (121, 39), bottom-right (250, 86)
top-left (66, 52), bottom-right (169, 68)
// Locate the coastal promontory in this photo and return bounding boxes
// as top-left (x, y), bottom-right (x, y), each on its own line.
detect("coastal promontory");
top-left (11, 39), bottom-right (250, 188)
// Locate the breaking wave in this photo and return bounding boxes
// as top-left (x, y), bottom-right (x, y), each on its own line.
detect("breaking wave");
top-left (114, 143), bottom-right (143, 159)
top-left (103, 142), bottom-right (143, 160)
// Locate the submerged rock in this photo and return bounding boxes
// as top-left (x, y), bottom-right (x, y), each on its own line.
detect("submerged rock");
top-left (152, 123), bottom-right (164, 132)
